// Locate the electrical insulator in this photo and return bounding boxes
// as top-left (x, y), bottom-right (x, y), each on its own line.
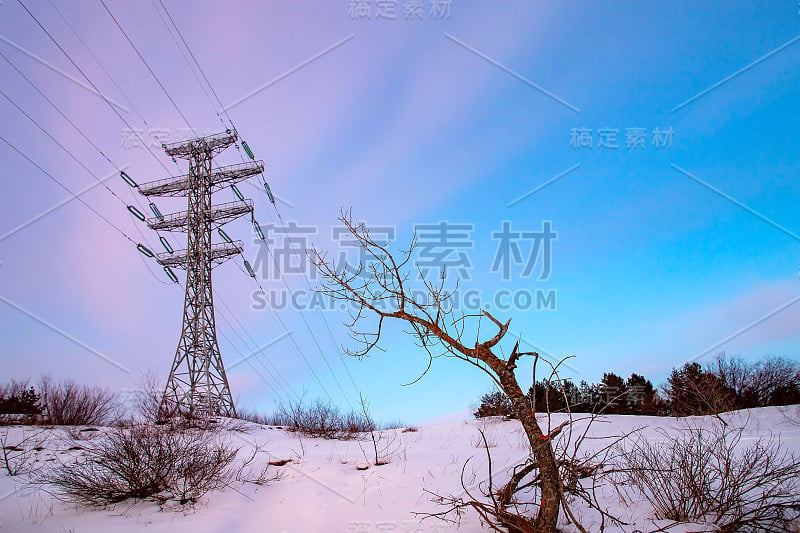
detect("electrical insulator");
top-left (164, 266), bottom-right (179, 283)
top-left (149, 202), bottom-right (164, 221)
top-left (254, 221), bottom-right (264, 240)
top-left (120, 170), bottom-right (137, 187)
top-left (231, 184), bottom-right (245, 202)
top-left (127, 205), bottom-right (146, 221)
top-left (219, 228), bottom-right (233, 244)
top-left (244, 260), bottom-right (256, 278)
top-left (242, 141), bottom-right (255, 160)
top-left (137, 243), bottom-right (155, 257)
top-left (159, 235), bottom-right (174, 253)
top-left (263, 182), bottom-right (275, 204)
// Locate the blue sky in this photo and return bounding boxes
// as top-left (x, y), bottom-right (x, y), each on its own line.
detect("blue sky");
top-left (0, 1), bottom-right (799, 423)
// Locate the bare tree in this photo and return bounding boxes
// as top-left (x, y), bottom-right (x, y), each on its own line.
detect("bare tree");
top-left (419, 359), bottom-right (634, 532)
top-left (711, 353), bottom-right (800, 408)
top-left (311, 210), bottom-right (568, 532)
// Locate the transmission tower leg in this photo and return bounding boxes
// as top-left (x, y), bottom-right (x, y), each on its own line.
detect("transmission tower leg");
top-left (160, 147), bottom-right (235, 418)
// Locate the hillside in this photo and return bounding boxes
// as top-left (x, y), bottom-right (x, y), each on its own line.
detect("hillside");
top-left (2, 406), bottom-right (799, 532)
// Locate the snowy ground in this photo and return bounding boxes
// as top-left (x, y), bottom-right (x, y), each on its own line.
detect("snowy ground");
top-left (1, 406), bottom-right (799, 532)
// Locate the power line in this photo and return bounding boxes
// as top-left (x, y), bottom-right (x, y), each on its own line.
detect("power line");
top-left (0, 44), bottom-right (180, 242)
top-left (18, 0), bottom-right (358, 408)
top-left (0, 134), bottom-right (133, 244)
top-left (98, 0), bottom-right (196, 135)
top-left (255, 190), bottom-right (363, 404)
top-left (0, 50), bottom-right (165, 220)
top-left (154, 0), bottom-right (235, 129)
top-left (215, 312), bottom-right (289, 404)
top-left (0, 137), bottom-right (170, 286)
top-left (17, 0), bottom-right (174, 175)
top-left (0, 86), bottom-right (120, 206)
top-left (232, 254), bottom-right (337, 404)
top-left (45, 0), bottom-right (173, 154)
top-left (0, 85), bottom-right (169, 281)
top-left (213, 291), bottom-right (299, 403)
top-left (0, 50), bottom-right (114, 173)
top-left (150, 0), bottom-right (227, 132)
top-left (141, 0), bottom-right (360, 406)
top-left (246, 220), bottom-right (355, 407)
top-left (214, 291), bottom-right (300, 401)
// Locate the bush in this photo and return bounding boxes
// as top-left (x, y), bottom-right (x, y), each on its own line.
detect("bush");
top-left (39, 377), bottom-right (117, 426)
top-left (272, 399), bottom-right (373, 440)
top-left (0, 428), bottom-right (49, 476)
top-left (619, 420), bottom-right (800, 531)
top-left (40, 423), bottom-right (239, 506)
top-left (129, 370), bottom-right (163, 423)
top-left (234, 406), bottom-right (274, 426)
top-left (474, 390), bottom-right (515, 419)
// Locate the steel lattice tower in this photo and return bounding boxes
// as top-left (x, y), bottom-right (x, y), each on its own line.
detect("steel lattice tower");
top-left (137, 130), bottom-right (264, 417)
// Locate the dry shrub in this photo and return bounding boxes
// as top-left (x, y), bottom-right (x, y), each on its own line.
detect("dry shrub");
top-left (1, 428), bottom-right (49, 476)
top-left (39, 377), bottom-right (116, 426)
top-left (358, 395), bottom-right (398, 466)
top-left (235, 406), bottom-right (273, 426)
top-left (40, 423), bottom-right (239, 506)
top-left (619, 420), bottom-right (800, 532)
top-left (380, 419), bottom-right (409, 430)
top-left (273, 398), bottom-right (373, 440)
top-left (129, 370), bottom-right (163, 423)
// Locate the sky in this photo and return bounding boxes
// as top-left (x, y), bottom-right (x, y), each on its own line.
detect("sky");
top-left (0, 1), bottom-right (799, 424)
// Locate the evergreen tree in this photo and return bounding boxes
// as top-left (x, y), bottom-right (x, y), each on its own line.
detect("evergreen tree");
top-left (0, 386), bottom-right (41, 415)
top-left (474, 390), bottom-right (515, 419)
top-left (599, 373), bottom-right (626, 414)
top-left (626, 373), bottom-right (658, 415)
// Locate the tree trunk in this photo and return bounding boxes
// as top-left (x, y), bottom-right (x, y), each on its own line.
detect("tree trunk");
top-left (492, 360), bottom-right (562, 532)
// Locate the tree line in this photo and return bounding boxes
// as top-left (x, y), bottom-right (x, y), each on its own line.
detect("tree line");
top-left (475, 353), bottom-right (800, 418)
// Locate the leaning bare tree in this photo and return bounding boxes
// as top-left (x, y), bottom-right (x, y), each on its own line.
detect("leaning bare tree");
top-left (311, 210), bottom-right (567, 532)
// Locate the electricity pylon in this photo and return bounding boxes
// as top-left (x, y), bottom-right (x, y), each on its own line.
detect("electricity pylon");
top-left (138, 130), bottom-right (264, 417)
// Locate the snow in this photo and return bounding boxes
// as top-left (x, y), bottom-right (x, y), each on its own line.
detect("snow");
top-left (1, 406), bottom-right (799, 532)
